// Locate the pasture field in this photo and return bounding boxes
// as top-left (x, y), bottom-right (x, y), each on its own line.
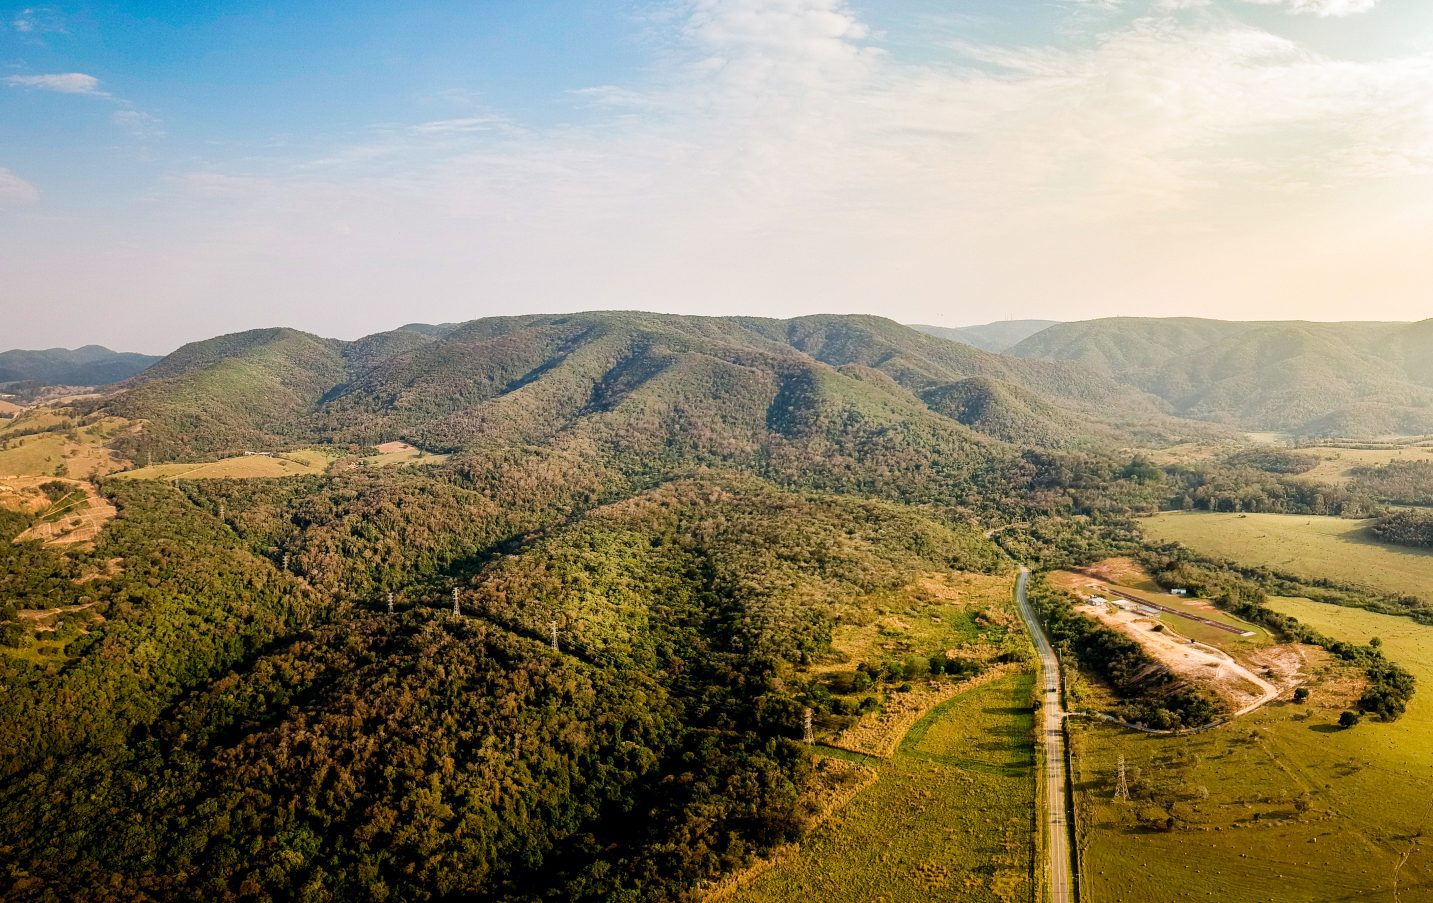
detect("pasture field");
top-left (0, 414), bottom-right (133, 479)
top-left (730, 671), bottom-right (1037, 903)
top-left (1144, 511), bottom-right (1433, 603)
top-left (362, 441), bottom-right (452, 467)
top-left (113, 448), bottom-right (335, 481)
top-left (1297, 444), bottom-right (1433, 484)
top-left (1073, 516), bottom-right (1433, 902)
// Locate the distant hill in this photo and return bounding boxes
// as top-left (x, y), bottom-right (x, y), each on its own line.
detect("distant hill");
top-left (0, 345), bottom-right (159, 388)
top-left (1004, 317), bottom-right (1433, 438)
top-left (911, 320), bottom-right (1059, 353)
top-left (104, 312), bottom-right (1196, 471)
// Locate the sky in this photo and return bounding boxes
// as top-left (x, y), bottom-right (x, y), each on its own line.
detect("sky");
top-left (2, 0), bottom-right (1432, 354)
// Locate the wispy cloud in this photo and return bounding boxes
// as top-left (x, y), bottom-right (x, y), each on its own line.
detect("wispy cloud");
top-left (11, 6), bottom-right (65, 35)
top-left (0, 167), bottom-right (39, 203)
top-left (1241, 0), bottom-right (1380, 16)
top-left (4, 72), bottom-right (107, 96)
top-left (112, 108), bottom-right (164, 138)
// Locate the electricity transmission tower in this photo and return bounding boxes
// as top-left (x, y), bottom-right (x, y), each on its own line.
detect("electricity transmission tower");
top-left (802, 708), bottom-right (814, 745)
top-left (452, 587), bottom-right (461, 617)
top-left (281, 552), bottom-right (289, 572)
top-left (387, 592), bottom-right (394, 614)
top-left (550, 618), bottom-right (559, 653)
top-left (1114, 755), bottom-right (1130, 801)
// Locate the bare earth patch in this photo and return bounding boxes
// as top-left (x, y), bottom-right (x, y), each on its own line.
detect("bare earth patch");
top-left (13, 479), bottom-right (116, 548)
top-left (1079, 603), bottom-right (1281, 715)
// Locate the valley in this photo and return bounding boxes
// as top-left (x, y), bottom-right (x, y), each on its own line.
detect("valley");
top-left (2, 311), bottom-right (1431, 901)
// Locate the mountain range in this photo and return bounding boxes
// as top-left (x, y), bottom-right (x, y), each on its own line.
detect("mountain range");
top-left (0, 346), bottom-right (160, 392)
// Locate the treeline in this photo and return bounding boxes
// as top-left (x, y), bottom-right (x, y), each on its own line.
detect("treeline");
top-left (1221, 448), bottom-right (1319, 475)
top-left (1351, 460), bottom-right (1433, 506)
top-left (1143, 551), bottom-right (1416, 721)
top-left (1369, 509), bottom-right (1433, 549)
top-left (1027, 577), bottom-right (1224, 730)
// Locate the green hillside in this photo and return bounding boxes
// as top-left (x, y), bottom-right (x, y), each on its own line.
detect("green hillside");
top-left (107, 312), bottom-right (1197, 473)
top-left (1005, 317), bottom-right (1433, 437)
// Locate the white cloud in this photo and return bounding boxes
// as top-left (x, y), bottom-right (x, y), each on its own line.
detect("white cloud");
top-left (8, 0), bottom-right (1433, 348)
top-left (11, 6), bottom-right (65, 34)
top-left (112, 109), bottom-right (164, 138)
top-left (0, 167), bottom-right (39, 203)
top-left (1241, 0), bottom-right (1379, 16)
top-left (4, 73), bottom-right (107, 95)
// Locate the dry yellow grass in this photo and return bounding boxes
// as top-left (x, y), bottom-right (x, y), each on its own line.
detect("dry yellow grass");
top-left (1297, 444), bottom-right (1433, 484)
top-left (13, 478), bottom-right (116, 548)
top-left (702, 758), bottom-right (879, 902)
top-left (114, 448), bottom-right (335, 481)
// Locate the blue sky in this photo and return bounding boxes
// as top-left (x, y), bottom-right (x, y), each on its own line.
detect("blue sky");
top-left (4, 0), bottom-right (1433, 352)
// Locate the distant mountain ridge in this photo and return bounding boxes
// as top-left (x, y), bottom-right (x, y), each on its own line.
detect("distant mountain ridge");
top-left (102, 312), bottom-right (1200, 471)
top-left (912, 320), bottom-right (1059, 353)
top-left (0, 345), bottom-right (160, 389)
top-left (1000, 317), bottom-right (1431, 437)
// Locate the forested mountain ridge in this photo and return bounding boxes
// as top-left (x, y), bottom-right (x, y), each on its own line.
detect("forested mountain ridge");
top-left (103, 311), bottom-right (1195, 466)
top-left (0, 345), bottom-right (160, 390)
top-left (1003, 317), bottom-right (1433, 436)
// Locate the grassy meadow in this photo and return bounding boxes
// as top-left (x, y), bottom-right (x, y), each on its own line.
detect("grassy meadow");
top-left (113, 448), bottom-right (335, 480)
top-left (730, 671), bottom-right (1037, 903)
top-left (1070, 513), bottom-right (1433, 902)
top-left (1144, 511), bottom-right (1433, 603)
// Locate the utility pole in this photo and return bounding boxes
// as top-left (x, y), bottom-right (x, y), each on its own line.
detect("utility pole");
top-left (550, 619), bottom-right (559, 653)
top-left (1114, 755), bottom-right (1130, 802)
top-left (387, 591), bottom-right (394, 614)
top-left (803, 707), bottom-right (814, 745)
top-left (452, 587), bottom-right (460, 617)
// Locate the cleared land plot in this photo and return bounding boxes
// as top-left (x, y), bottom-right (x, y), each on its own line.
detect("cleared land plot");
top-left (114, 449), bottom-right (335, 481)
top-left (1145, 511), bottom-right (1433, 603)
top-left (13, 479), bottom-right (117, 547)
top-left (731, 672), bottom-right (1036, 903)
top-left (0, 414), bottom-right (133, 479)
top-left (1297, 444), bottom-right (1433, 484)
top-left (362, 441), bottom-right (451, 467)
top-left (1052, 563), bottom-right (1270, 654)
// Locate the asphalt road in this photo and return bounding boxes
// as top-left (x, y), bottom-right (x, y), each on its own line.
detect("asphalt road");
top-left (1015, 567), bottom-right (1077, 903)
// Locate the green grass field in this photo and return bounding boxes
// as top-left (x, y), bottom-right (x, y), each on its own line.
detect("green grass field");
top-left (1144, 511), bottom-right (1433, 602)
top-left (1071, 515), bottom-right (1433, 902)
top-left (731, 671), bottom-right (1037, 903)
top-left (113, 448), bottom-right (335, 481)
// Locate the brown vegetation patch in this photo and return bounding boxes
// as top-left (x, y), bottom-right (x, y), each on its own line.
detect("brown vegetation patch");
top-left (14, 480), bottom-right (116, 548)
top-left (17, 600), bottom-right (104, 633)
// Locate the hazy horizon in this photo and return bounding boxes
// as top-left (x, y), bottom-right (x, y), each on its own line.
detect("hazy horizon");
top-left (5, 0), bottom-right (1433, 353)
